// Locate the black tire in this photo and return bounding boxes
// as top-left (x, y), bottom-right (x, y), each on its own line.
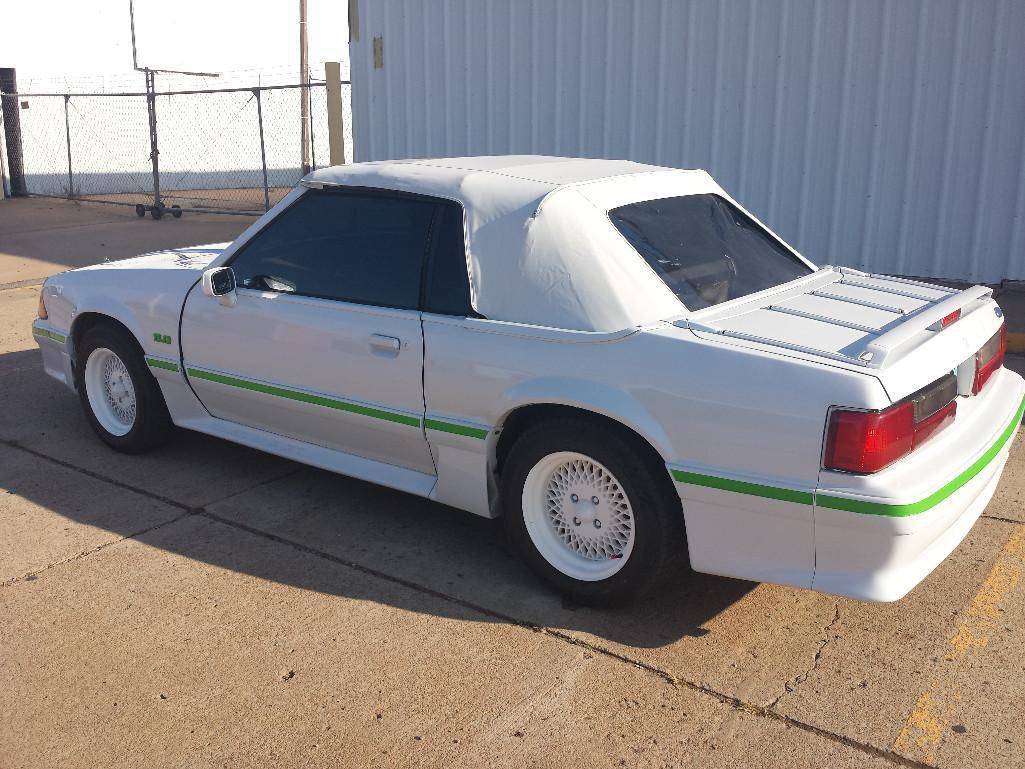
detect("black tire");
top-left (74, 323), bottom-right (174, 453)
top-left (135, 204), bottom-right (146, 218)
top-left (150, 206), bottom-right (163, 220)
top-left (501, 418), bottom-right (687, 606)
top-left (171, 205), bottom-right (182, 219)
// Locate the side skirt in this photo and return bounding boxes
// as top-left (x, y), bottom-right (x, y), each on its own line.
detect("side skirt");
top-left (177, 415), bottom-right (439, 498)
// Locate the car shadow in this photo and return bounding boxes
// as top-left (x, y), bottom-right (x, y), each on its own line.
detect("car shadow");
top-left (1, 351), bottom-right (755, 649)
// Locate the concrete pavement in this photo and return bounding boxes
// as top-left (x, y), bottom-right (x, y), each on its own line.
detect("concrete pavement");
top-left (0, 197), bottom-right (253, 288)
top-left (2, 197), bottom-right (1025, 768)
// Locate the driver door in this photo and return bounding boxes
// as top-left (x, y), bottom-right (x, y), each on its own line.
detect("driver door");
top-left (179, 187), bottom-right (442, 475)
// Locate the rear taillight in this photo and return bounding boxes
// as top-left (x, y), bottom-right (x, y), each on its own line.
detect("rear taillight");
top-left (972, 324), bottom-right (1006, 394)
top-left (824, 403), bottom-right (914, 473)
top-left (824, 374), bottom-right (958, 474)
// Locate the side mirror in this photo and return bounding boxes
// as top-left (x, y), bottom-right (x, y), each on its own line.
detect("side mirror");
top-left (202, 266), bottom-right (237, 307)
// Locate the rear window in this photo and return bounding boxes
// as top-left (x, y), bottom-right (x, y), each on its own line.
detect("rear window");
top-left (609, 194), bottom-right (812, 310)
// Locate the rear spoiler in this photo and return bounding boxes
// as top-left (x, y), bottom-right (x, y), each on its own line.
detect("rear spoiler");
top-left (859, 283), bottom-right (993, 367)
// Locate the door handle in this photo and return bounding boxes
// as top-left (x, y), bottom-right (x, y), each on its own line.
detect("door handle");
top-left (369, 333), bottom-right (401, 352)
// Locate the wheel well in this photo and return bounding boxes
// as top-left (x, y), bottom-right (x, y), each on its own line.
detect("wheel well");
top-left (70, 313), bottom-right (142, 365)
top-left (494, 403), bottom-right (669, 480)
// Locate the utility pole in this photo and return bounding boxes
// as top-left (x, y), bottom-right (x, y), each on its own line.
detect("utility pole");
top-left (299, 0), bottom-right (312, 175)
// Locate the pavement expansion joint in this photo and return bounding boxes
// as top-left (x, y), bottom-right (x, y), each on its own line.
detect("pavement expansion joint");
top-left (0, 510), bottom-right (194, 588)
top-left (1, 438), bottom-right (193, 513)
top-left (201, 466), bottom-right (303, 508)
top-left (981, 513), bottom-right (1024, 526)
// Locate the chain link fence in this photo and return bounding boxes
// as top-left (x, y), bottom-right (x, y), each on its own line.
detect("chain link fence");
top-left (2, 82), bottom-right (348, 215)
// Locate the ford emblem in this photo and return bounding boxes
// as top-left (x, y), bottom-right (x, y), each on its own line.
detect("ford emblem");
top-left (995, 306), bottom-right (1004, 318)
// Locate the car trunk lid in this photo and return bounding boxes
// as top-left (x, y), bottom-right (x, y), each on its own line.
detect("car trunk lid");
top-left (675, 266), bottom-right (1004, 402)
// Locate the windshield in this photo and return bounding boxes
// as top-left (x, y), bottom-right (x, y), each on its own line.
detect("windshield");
top-left (609, 193), bottom-right (813, 310)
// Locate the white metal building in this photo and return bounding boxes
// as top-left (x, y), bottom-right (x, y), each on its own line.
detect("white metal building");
top-left (348, 0), bottom-right (1025, 283)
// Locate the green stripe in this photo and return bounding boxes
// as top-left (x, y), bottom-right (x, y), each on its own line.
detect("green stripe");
top-left (817, 395), bottom-right (1025, 517)
top-left (424, 418), bottom-right (489, 440)
top-left (671, 395), bottom-right (1025, 518)
top-left (186, 367), bottom-right (421, 428)
top-left (669, 470), bottom-right (814, 505)
top-left (32, 325), bottom-right (67, 344)
top-left (145, 357), bottom-right (180, 373)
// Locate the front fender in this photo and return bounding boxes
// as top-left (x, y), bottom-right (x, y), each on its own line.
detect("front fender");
top-left (48, 276), bottom-right (196, 367)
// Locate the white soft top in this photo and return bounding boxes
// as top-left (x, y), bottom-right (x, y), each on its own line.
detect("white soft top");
top-left (305, 156), bottom-right (728, 332)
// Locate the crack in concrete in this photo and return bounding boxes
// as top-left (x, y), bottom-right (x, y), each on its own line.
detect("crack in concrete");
top-left (2, 438), bottom-right (930, 768)
top-left (767, 602), bottom-right (841, 710)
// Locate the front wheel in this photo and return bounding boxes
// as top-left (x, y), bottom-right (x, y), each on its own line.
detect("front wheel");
top-left (501, 419), bottom-right (687, 606)
top-left (75, 324), bottom-right (173, 453)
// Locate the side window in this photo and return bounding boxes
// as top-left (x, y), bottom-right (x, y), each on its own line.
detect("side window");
top-left (422, 203), bottom-right (473, 316)
top-left (229, 189), bottom-right (437, 310)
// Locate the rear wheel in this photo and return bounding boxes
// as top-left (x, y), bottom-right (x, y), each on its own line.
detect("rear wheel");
top-left (75, 324), bottom-right (173, 453)
top-left (501, 418), bottom-right (686, 606)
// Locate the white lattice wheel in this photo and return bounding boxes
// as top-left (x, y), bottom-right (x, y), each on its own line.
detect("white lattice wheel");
top-left (84, 347), bottom-right (137, 437)
top-left (521, 451), bottom-right (636, 581)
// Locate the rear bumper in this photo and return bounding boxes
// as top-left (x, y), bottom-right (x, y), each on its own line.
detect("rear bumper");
top-left (32, 322), bottom-right (75, 390)
top-left (669, 367), bottom-right (1024, 601)
top-left (812, 368), bottom-right (1025, 601)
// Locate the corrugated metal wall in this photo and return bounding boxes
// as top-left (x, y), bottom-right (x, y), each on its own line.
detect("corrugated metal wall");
top-left (350, 0), bottom-right (1025, 283)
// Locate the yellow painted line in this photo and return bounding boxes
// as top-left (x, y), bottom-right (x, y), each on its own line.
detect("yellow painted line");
top-left (892, 524), bottom-right (1025, 765)
top-left (1007, 331), bottom-right (1025, 355)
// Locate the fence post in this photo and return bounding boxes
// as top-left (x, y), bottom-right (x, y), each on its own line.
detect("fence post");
top-left (0, 68), bottom-right (26, 196)
top-left (145, 69), bottom-right (161, 209)
top-left (325, 62), bottom-right (346, 166)
top-left (63, 94), bottom-right (75, 198)
top-left (254, 88), bottom-right (270, 212)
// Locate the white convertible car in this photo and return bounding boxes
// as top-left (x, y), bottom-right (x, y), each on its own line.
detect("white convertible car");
top-left (32, 156), bottom-right (1023, 605)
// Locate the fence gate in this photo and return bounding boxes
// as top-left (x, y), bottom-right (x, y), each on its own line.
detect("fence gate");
top-left (1, 81), bottom-right (350, 217)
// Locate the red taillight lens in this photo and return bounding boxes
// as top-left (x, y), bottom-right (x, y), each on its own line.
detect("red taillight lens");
top-left (824, 374), bottom-right (958, 474)
top-left (825, 402), bottom-right (915, 474)
top-left (973, 324), bottom-right (1006, 394)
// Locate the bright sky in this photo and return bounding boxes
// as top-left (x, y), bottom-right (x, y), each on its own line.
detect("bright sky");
top-left (3, 0), bottom-right (348, 91)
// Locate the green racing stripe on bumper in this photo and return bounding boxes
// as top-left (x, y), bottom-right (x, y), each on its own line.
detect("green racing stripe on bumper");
top-left (668, 470), bottom-right (814, 505)
top-left (817, 395), bottom-right (1025, 517)
top-left (185, 367), bottom-right (422, 428)
top-left (32, 325), bottom-right (67, 344)
top-left (145, 357), bottom-right (180, 373)
top-left (671, 395), bottom-right (1025, 518)
top-left (424, 418), bottom-right (488, 440)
